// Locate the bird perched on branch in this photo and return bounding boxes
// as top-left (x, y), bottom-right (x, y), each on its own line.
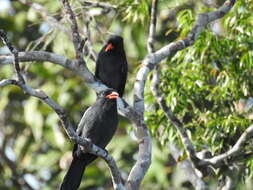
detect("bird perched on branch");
top-left (95, 35), bottom-right (128, 97)
top-left (60, 89), bottom-right (119, 190)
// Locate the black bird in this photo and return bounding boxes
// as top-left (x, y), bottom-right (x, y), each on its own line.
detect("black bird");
top-left (95, 35), bottom-right (128, 97)
top-left (60, 89), bottom-right (119, 190)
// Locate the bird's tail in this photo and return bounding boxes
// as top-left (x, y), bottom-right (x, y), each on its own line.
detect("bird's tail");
top-left (60, 157), bottom-right (86, 190)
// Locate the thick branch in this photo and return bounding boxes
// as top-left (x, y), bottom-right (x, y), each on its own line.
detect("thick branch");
top-left (126, 0), bottom-right (159, 188)
top-left (126, 128), bottom-right (152, 190)
top-left (0, 51), bottom-right (94, 82)
top-left (125, 1), bottom-right (159, 189)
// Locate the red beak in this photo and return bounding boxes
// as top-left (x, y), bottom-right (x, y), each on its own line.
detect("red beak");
top-left (106, 91), bottom-right (119, 99)
top-left (105, 43), bottom-right (114, 52)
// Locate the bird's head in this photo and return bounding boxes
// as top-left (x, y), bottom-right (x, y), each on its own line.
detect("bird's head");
top-left (104, 35), bottom-right (124, 53)
top-left (98, 89), bottom-right (119, 100)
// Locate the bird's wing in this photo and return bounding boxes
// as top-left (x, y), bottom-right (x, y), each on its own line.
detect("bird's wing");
top-left (76, 106), bottom-right (92, 136)
top-left (95, 50), bottom-right (104, 77)
top-left (95, 59), bottom-right (100, 77)
top-left (77, 104), bottom-right (101, 139)
top-left (119, 59), bottom-right (128, 96)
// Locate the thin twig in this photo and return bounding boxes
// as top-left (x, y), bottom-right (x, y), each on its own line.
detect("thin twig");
top-left (18, 0), bottom-right (68, 33)
top-left (62, 0), bottom-right (84, 62)
top-left (0, 30), bottom-right (25, 83)
top-left (81, 0), bottom-right (117, 10)
top-left (162, 1), bottom-right (195, 22)
top-left (147, 0), bottom-right (158, 53)
top-left (151, 66), bottom-right (200, 166)
top-left (203, 124), bottom-right (253, 166)
top-left (82, 17), bottom-right (97, 62)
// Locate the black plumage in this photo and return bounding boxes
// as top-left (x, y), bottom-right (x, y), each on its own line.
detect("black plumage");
top-left (60, 89), bottom-right (119, 190)
top-left (95, 35), bottom-right (128, 97)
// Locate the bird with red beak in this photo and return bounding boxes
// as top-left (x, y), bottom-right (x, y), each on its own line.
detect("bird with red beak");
top-left (95, 35), bottom-right (128, 97)
top-left (60, 89), bottom-right (119, 190)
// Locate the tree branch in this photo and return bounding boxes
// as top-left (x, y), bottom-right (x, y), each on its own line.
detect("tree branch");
top-left (81, 0), bottom-right (117, 10)
top-left (153, 0), bottom-right (236, 63)
top-left (62, 0), bottom-right (84, 63)
top-left (125, 1), bottom-right (159, 189)
top-left (0, 51), bottom-right (145, 130)
top-left (82, 17), bottom-right (98, 62)
top-left (0, 30), bottom-right (25, 83)
top-left (0, 51), bottom-right (95, 83)
top-left (147, 0), bottom-right (158, 53)
top-left (203, 124), bottom-right (253, 166)
top-left (148, 2), bottom-right (243, 188)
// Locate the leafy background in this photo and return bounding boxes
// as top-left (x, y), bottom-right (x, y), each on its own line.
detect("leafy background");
top-left (0, 0), bottom-right (253, 189)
